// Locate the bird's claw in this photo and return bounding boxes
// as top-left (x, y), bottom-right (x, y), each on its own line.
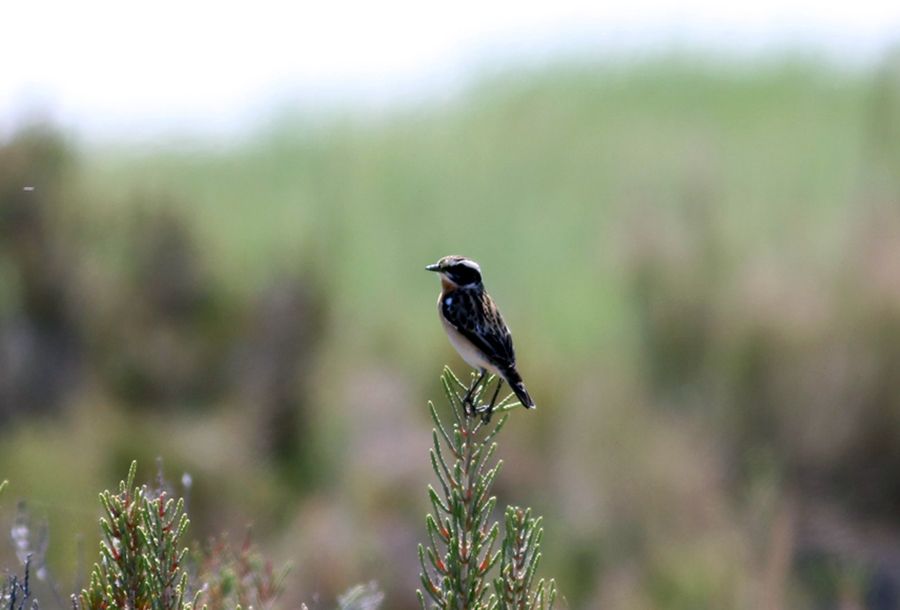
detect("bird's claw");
top-left (461, 394), bottom-right (492, 422)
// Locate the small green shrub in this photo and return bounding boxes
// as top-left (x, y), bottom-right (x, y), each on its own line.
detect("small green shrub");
top-left (69, 462), bottom-right (290, 610)
top-left (3, 369), bottom-right (559, 610)
top-left (418, 368), bottom-right (556, 610)
top-left (76, 461), bottom-right (191, 610)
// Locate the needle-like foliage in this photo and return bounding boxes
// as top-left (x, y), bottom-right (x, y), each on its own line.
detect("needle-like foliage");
top-left (4, 464), bottom-right (294, 610)
top-left (418, 368), bottom-right (556, 610)
top-left (76, 461), bottom-right (191, 610)
top-left (491, 508), bottom-right (556, 610)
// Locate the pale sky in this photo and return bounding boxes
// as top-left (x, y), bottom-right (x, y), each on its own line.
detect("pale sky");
top-left (3, 0), bottom-right (900, 140)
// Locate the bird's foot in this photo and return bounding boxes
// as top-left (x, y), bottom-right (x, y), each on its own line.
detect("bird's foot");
top-left (461, 394), bottom-right (479, 419)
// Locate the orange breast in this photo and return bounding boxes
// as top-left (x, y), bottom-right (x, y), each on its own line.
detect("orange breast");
top-left (440, 277), bottom-right (458, 293)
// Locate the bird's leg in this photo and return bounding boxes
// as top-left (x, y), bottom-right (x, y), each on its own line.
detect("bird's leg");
top-left (461, 370), bottom-right (487, 416)
top-left (480, 378), bottom-right (504, 423)
top-left (488, 378), bottom-right (504, 409)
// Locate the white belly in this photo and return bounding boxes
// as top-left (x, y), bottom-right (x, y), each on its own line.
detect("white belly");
top-left (441, 315), bottom-right (501, 376)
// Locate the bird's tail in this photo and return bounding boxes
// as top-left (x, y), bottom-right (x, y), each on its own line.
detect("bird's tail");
top-left (502, 367), bottom-right (535, 409)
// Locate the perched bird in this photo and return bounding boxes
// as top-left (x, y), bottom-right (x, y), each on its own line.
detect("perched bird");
top-left (426, 255), bottom-right (535, 418)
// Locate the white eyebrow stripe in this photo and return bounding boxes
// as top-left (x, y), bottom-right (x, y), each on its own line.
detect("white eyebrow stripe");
top-left (457, 259), bottom-right (481, 273)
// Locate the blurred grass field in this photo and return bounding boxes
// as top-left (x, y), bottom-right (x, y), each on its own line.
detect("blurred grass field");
top-left (3, 54), bottom-right (900, 609)
top-left (82, 57), bottom-right (869, 349)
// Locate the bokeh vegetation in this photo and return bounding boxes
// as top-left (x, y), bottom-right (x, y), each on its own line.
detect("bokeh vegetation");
top-left (3, 52), bottom-right (900, 609)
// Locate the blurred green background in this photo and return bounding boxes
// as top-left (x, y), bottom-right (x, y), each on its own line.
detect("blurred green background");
top-left (4, 53), bottom-right (900, 609)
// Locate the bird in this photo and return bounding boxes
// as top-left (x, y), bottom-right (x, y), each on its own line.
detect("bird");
top-left (426, 255), bottom-right (535, 419)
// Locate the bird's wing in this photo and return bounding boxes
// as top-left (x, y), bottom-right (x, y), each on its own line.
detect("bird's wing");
top-left (442, 289), bottom-right (517, 369)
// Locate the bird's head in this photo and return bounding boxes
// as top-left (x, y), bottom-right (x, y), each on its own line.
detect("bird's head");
top-left (426, 255), bottom-right (483, 288)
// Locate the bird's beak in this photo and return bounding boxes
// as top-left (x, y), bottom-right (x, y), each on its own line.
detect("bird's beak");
top-left (425, 264), bottom-right (441, 272)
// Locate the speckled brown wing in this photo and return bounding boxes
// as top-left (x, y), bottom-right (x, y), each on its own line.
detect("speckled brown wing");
top-left (441, 286), bottom-right (517, 371)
